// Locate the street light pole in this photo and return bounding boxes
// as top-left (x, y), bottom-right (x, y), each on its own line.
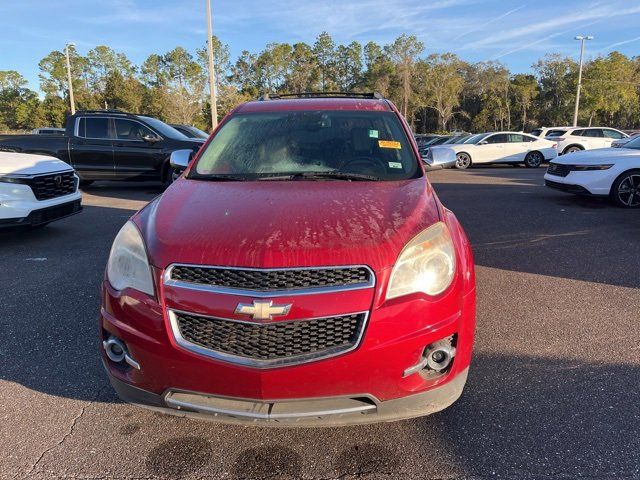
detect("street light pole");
top-left (572, 35), bottom-right (593, 127)
top-left (64, 43), bottom-right (76, 115)
top-left (206, 0), bottom-right (218, 130)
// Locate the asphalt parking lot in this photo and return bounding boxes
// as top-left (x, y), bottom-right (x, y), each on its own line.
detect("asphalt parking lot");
top-left (1, 166), bottom-right (639, 479)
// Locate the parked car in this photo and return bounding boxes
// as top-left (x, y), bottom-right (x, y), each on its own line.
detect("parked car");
top-left (612, 132), bottom-right (640, 148)
top-left (31, 127), bottom-right (65, 135)
top-left (0, 152), bottom-right (82, 228)
top-left (422, 146), bottom-right (457, 170)
top-left (432, 131), bottom-right (557, 169)
top-left (101, 92), bottom-right (476, 426)
top-left (530, 126), bottom-right (573, 138)
top-left (544, 136), bottom-right (640, 208)
top-left (545, 127), bottom-right (628, 154)
top-left (414, 134), bottom-right (441, 149)
top-left (170, 124), bottom-right (209, 139)
top-left (0, 110), bottom-right (205, 185)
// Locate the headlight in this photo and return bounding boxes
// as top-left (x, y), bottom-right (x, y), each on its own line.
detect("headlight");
top-left (0, 175), bottom-right (28, 184)
top-left (571, 164), bottom-right (613, 171)
top-left (107, 221), bottom-right (154, 296)
top-left (386, 222), bottom-right (456, 300)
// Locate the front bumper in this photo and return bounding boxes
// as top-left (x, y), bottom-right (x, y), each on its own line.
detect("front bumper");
top-left (544, 171), bottom-right (612, 196)
top-left (106, 363), bottom-right (468, 427)
top-left (0, 199), bottom-right (82, 228)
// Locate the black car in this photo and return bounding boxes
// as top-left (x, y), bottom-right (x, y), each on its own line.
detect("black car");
top-left (170, 124), bottom-right (209, 139)
top-left (0, 111), bottom-right (205, 185)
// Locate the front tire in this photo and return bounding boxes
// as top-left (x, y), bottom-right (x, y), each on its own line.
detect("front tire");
top-left (455, 152), bottom-right (472, 170)
top-left (563, 145), bottom-right (583, 155)
top-left (524, 151), bottom-right (544, 168)
top-left (611, 170), bottom-right (640, 208)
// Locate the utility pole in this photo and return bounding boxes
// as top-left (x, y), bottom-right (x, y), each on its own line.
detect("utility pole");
top-left (65, 43), bottom-right (76, 115)
top-left (206, 0), bottom-right (218, 129)
top-left (572, 35), bottom-right (593, 127)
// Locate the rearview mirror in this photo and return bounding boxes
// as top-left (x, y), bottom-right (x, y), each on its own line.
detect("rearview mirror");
top-left (170, 149), bottom-right (193, 171)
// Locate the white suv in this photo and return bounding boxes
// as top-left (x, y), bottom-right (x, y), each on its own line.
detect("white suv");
top-left (547, 127), bottom-right (628, 155)
top-left (0, 152), bottom-right (82, 228)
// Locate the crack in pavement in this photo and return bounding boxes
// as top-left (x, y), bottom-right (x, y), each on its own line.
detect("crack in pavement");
top-left (18, 387), bottom-right (107, 480)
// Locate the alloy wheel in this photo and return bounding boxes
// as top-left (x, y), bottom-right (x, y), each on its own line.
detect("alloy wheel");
top-left (617, 174), bottom-right (640, 207)
top-left (456, 153), bottom-right (471, 169)
top-left (525, 152), bottom-right (543, 168)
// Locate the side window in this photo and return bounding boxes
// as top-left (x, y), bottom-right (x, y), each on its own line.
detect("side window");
top-left (485, 134), bottom-right (508, 144)
top-left (508, 134), bottom-right (524, 143)
top-left (522, 135), bottom-right (536, 142)
top-left (115, 119), bottom-right (154, 141)
top-left (603, 129), bottom-right (624, 139)
top-left (78, 117), bottom-right (110, 139)
top-left (583, 129), bottom-right (604, 138)
top-left (572, 129), bottom-right (584, 136)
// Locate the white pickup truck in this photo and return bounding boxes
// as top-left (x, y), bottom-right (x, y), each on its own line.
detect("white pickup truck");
top-left (0, 152), bottom-right (82, 228)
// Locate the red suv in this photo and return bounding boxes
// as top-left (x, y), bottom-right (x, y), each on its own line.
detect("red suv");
top-left (101, 93), bottom-right (476, 426)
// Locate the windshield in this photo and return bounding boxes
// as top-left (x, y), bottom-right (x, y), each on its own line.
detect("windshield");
top-left (442, 135), bottom-right (467, 145)
top-left (191, 110), bottom-right (420, 181)
top-left (546, 130), bottom-right (567, 137)
top-left (138, 116), bottom-right (190, 140)
top-left (530, 129), bottom-right (542, 137)
top-left (624, 136), bottom-right (640, 150)
top-left (462, 133), bottom-right (488, 144)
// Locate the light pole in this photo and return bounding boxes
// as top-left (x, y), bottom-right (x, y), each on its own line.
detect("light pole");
top-left (206, 0), bottom-right (218, 129)
top-left (572, 35), bottom-right (593, 127)
top-left (64, 43), bottom-right (76, 115)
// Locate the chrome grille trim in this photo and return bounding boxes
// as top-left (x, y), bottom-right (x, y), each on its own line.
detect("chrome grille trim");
top-left (168, 309), bottom-right (369, 368)
top-left (163, 264), bottom-right (376, 297)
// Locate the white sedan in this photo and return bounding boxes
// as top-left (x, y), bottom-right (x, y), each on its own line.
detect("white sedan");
top-left (431, 132), bottom-right (558, 169)
top-left (0, 152), bottom-right (82, 228)
top-left (544, 136), bottom-right (640, 208)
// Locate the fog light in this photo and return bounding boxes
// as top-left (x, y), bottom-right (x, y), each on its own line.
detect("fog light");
top-left (103, 336), bottom-right (141, 370)
top-left (403, 336), bottom-right (457, 378)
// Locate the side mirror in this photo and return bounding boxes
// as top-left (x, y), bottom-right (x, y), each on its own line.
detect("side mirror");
top-left (143, 134), bottom-right (161, 143)
top-left (478, 140), bottom-right (488, 145)
top-left (170, 149), bottom-right (193, 172)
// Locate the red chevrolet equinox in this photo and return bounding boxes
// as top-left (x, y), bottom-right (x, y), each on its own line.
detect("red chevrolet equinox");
top-left (101, 93), bottom-right (476, 426)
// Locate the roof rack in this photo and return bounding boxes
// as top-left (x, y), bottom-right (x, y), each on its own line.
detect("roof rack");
top-left (73, 109), bottom-right (133, 116)
top-left (259, 92), bottom-right (385, 101)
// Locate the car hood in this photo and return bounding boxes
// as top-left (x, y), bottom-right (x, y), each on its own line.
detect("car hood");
top-left (137, 177), bottom-right (439, 271)
top-left (553, 147), bottom-right (640, 164)
top-left (0, 152), bottom-right (73, 175)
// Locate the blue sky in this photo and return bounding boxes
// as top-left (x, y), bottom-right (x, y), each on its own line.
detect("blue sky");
top-left (2, 0), bottom-right (640, 93)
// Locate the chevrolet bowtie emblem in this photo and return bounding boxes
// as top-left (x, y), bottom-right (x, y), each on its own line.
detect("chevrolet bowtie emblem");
top-left (235, 300), bottom-right (292, 321)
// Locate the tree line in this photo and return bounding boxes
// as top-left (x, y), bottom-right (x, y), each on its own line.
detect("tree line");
top-left (1, 32), bottom-right (639, 134)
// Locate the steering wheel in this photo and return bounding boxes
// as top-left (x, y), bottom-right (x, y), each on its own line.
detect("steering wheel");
top-left (339, 156), bottom-right (388, 176)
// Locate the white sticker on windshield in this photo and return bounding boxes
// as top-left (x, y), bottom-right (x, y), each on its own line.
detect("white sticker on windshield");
top-left (369, 129), bottom-right (379, 138)
top-left (388, 162), bottom-right (402, 169)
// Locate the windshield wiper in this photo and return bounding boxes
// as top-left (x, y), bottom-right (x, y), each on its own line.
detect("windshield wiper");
top-left (190, 174), bottom-right (250, 182)
top-left (258, 171), bottom-right (380, 181)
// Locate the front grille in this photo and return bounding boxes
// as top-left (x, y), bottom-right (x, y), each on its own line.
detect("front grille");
top-left (25, 171), bottom-right (77, 200)
top-left (171, 311), bottom-right (367, 366)
top-left (547, 163), bottom-right (571, 177)
top-left (168, 265), bottom-right (373, 292)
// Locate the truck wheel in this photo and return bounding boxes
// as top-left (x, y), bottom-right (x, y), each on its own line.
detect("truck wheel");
top-left (162, 162), bottom-right (173, 186)
top-left (611, 170), bottom-right (640, 208)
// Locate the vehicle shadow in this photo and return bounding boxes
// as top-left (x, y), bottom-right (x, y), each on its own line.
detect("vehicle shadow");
top-left (0, 204), bottom-right (132, 402)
